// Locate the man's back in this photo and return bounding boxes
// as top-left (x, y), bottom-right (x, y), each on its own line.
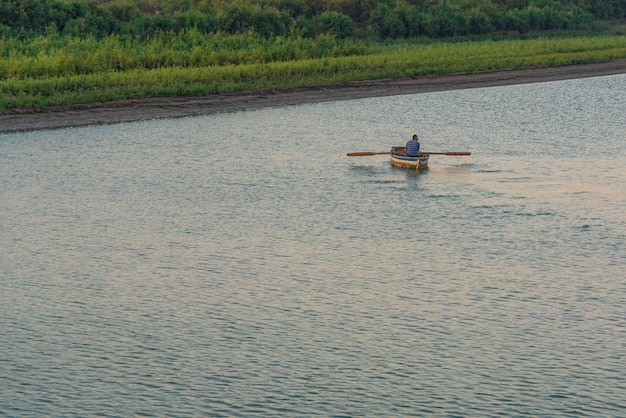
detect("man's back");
top-left (406, 139), bottom-right (420, 156)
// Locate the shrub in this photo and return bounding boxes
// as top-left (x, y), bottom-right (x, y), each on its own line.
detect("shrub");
top-left (316, 11), bottom-right (354, 38)
top-left (368, 4), bottom-right (406, 39)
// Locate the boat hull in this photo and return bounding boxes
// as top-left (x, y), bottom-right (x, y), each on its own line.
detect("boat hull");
top-left (390, 146), bottom-right (429, 170)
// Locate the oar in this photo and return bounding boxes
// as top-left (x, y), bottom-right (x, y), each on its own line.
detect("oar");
top-left (424, 151), bottom-right (471, 156)
top-left (346, 151), bottom-right (392, 156)
top-left (347, 151), bottom-right (471, 156)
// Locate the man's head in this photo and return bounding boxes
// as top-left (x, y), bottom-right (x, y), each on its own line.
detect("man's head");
top-left (413, 134), bottom-right (419, 140)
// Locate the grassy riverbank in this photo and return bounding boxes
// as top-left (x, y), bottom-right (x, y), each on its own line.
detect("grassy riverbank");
top-left (1, 32), bottom-right (625, 109)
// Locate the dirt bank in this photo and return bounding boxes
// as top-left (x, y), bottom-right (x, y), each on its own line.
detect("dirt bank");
top-left (1, 59), bottom-right (624, 133)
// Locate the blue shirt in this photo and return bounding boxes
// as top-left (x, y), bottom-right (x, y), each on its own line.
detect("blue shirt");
top-left (406, 139), bottom-right (420, 156)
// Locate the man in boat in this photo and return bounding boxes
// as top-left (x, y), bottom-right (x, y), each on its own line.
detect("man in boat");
top-left (406, 134), bottom-right (421, 157)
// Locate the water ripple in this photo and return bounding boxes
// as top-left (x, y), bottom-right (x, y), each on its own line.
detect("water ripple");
top-left (2, 75), bottom-right (626, 417)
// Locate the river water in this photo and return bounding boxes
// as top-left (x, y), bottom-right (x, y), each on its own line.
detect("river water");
top-left (1, 74), bottom-right (625, 416)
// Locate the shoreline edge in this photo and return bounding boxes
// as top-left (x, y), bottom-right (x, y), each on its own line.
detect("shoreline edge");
top-left (1, 59), bottom-right (625, 133)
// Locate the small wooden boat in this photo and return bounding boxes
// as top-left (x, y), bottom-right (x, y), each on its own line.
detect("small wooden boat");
top-left (389, 146), bottom-right (429, 171)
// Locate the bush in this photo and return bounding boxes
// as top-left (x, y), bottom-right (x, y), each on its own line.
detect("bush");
top-left (589, 0), bottom-right (626, 19)
top-left (368, 4), bottom-right (406, 39)
top-left (316, 11), bottom-right (354, 38)
top-left (468, 11), bottom-right (495, 35)
top-left (433, 7), bottom-right (470, 37)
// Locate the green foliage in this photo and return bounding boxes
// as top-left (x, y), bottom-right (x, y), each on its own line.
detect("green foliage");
top-left (0, 0), bottom-right (624, 109)
top-left (368, 4), bottom-right (406, 38)
top-left (589, 0), bottom-right (626, 19)
top-left (1, 32), bottom-right (625, 109)
top-left (361, 0), bottom-right (601, 39)
top-left (0, 30), bottom-right (368, 81)
top-left (316, 11), bottom-right (354, 38)
top-left (0, 0), bottom-right (623, 40)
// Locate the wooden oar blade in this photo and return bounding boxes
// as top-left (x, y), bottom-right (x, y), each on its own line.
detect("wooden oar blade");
top-left (346, 151), bottom-right (392, 156)
top-left (426, 151), bottom-right (471, 156)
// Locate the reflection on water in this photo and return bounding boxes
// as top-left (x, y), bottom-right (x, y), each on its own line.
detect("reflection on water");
top-left (1, 74), bottom-right (625, 416)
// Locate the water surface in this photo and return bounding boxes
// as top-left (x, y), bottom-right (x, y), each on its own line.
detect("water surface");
top-left (1, 74), bottom-right (625, 416)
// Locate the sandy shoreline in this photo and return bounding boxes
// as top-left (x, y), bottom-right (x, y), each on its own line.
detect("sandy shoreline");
top-left (1, 59), bottom-right (625, 133)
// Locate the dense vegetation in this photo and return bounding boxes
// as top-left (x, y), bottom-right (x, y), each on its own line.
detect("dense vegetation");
top-left (1, 0), bottom-right (625, 109)
top-left (1, 0), bottom-right (625, 40)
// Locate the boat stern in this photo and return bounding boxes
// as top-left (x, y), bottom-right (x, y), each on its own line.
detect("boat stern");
top-left (390, 146), bottom-right (429, 170)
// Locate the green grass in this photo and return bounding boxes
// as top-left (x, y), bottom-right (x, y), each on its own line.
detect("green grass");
top-left (1, 32), bottom-right (625, 109)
